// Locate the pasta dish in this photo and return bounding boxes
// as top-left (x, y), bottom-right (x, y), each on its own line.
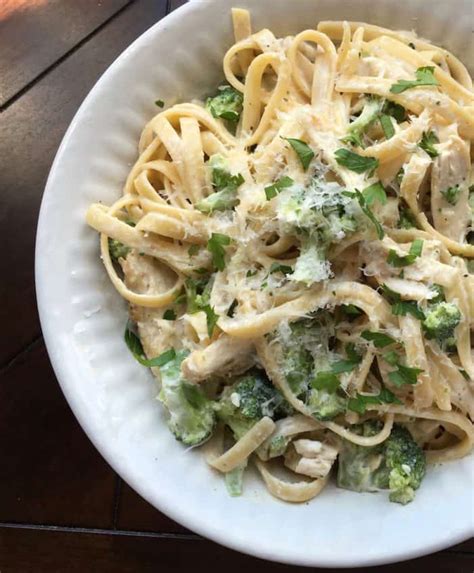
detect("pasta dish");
top-left (86, 9), bottom-right (474, 504)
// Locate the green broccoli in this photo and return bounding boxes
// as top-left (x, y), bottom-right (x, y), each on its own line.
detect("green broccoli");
top-left (158, 350), bottom-right (215, 446)
top-left (267, 434), bottom-right (291, 458)
top-left (337, 422), bottom-right (426, 504)
top-left (307, 387), bottom-right (347, 421)
top-left (224, 462), bottom-right (247, 497)
top-left (275, 315), bottom-right (348, 421)
top-left (422, 301), bottom-right (461, 350)
top-left (215, 369), bottom-right (292, 440)
top-left (108, 239), bottom-right (131, 261)
top-left (195, 155), bottom-right (244, 213)
top-left (108, 221), bottom-right (135, 261)
top-left (206, 85), bottom-right (243, 123)
top-left (342, 96), bottom-right (383, 147)
top-left (277, 180), bottom-right (358, 285)
top-left (337, 420), bottom-right (387, 492)
top-left (383, 425), bottom-right (426, 504)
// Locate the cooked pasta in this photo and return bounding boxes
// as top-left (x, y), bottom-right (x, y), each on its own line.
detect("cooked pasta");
top-left (86, 9), bottom-right (474, 505)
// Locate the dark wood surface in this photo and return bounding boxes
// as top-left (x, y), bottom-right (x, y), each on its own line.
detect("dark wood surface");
top-left (0, 1), bottom-right (472, 571)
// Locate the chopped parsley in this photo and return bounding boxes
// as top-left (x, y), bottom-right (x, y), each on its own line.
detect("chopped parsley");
top-left (382, 101), bottom-right (407, 122)
top-left (163, 309), bottom-right (177, 321)
top-left (419, 131), bottom-right (439, 158)
top-left (124, 321), bottom-right (176, 367)
top-left (387, 239), bottom-right (423, 268)
top-left (344, 189), bottom-right (384, 239)
top-left (335, 149), bottom-right (379, 175)
top-left (380, 284), bottom-right (425, 320)
top-left (389, 66), bottom-right (439, 94)
top-left (348, 387), bottom-right (401, 414)
top-left (331, 344), bottom-right (363, 373)
top-left (388, 363), bottom-right (424, 387)
top-left (207, 233), bottom-right (231, 271)
top-left (269, 262), bottom-right (293, 276)
top-left (362, 181), bottom-right (387, 206)
top-left (379, 114), bottom-right (395, 139)
top-left (282, 138), bottom-right (315, 171)
top-left (264, 176), bottom-right (294, 200)
top-left (398, 204), bottom-right (418, 229)
top-left (311, 371), bottom-right (341, 392)
top-left (440, 185), bottom-right (461, 206)
top-left (361, 330), bottom-right (398, 348)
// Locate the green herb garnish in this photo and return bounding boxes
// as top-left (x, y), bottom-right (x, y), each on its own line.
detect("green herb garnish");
top-left (388, 364), bottom-right (424, 387)
top-left (440, 185), bottom-right (461, 206)
top-left (419, 131), bottom-right (439, 158)
top-left (311, 371), bottom-right (341, 393)
top-left (207, 233), bottom-right (231, 271)
top-left (362, 181), bottom-right (387, 206)
top-left (264, 176), bottom-right (294, 200)
top-left (361, 330), bottom-right (398, 348)
top-left (282, 138), bottom-right (315, 171)
top-left (390, 66), bottom-right (439, 94)
top-left (387, 239), bottom-right (423, 268)
top-left (335, 149), bottom-right (379, 175)
top-left (124, 322), bottom-right (176, 367)
top-left (163, 309), bottom-right (177, 321)
top-left (379, 114), bottom-right (395, 139)
top-left (348, 387), bottom-right (402, 414)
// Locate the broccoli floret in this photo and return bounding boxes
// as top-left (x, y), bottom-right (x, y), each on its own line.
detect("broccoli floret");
top-left (195, 155), bottom-right (244, 213)
top-left (384, 425), bottom-right (426, 504)
top-left (274, 315), bottom-right (347, 420)
top-left (277, 180), bottom-right (358, 285)
top-left (108, 221), bottom-right (135, 261)
top-left (337, 421), bottom-right (387, 492)
top-left (307, 388), bottom-right (347, 421)
top-left (206, 85), bottom-right (243, 123)
top-left (337, 422), bottom-right (426, 504)
top-left (108, 239), bottom-right (131, 261)
top-left (422, 301), bottom-right (461, 350)
top-left (278, 318), bottom-right (331, 396)
top-left (342, 96), bottom-right (383, 147)
top-left (159, 350), bottom-right (215, 446)
top-left (215, 369), bottom-right (292, 440)
top-left (224, 463), bottom-right (246, 496)
top-left (268, 434), bottom-right (291, 458)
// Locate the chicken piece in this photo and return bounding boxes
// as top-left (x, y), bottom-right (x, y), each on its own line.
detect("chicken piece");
top-left (284, 439), bottom-right (339, 479)
top-left (181, 335), bottom-right (255, 383)
top-left (431, 127), bottom-right (471, 243)
top-left (121, 252), bottom-right (189, 358)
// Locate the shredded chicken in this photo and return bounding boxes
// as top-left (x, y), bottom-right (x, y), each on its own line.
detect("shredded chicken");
top-left (181, 335), bottom-right (255, 382)
top-left (431, 127), bottom-right (471, 243)
top-left (284, 439), bottom-right (339, 479)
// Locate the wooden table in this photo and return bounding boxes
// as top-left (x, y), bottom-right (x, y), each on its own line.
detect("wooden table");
top-left (0, 1), bottom-right (472, 570)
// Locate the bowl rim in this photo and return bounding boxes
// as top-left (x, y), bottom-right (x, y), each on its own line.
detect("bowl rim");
top-left (35, 0), bottom-right (473, 567)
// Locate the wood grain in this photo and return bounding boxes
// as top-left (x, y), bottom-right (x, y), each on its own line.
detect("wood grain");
top-left (116, 482), bottom-right (189, 534)
top-left (0, 0), bottom-right (131, 107)
top-left (0, 0), bottom-right (167, 366)
top-left (0, 340), bottom-right (116, 526)
top-left (0, 526), bottom-right (472, 573)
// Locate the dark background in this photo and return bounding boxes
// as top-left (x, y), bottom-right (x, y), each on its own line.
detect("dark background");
top-left (0, 1), bottom-right (472, 571)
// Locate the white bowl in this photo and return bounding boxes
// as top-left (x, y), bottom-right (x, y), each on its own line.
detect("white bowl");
top-left (36, 0), bottom-right (474, 567)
